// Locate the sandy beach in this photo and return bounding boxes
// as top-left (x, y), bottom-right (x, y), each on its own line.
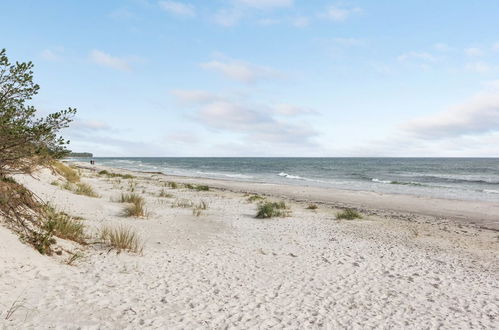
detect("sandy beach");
top-left (1, 163), bottom-right (498, 329)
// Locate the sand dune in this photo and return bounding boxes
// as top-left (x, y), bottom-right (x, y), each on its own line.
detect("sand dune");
top-left (1, 164), bottom-right (498, 329)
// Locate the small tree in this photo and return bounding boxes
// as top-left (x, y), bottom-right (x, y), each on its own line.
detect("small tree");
top-left (0, 49), bottom-right (76, 254)
top-left (0, 48), bottom-right (76, 176)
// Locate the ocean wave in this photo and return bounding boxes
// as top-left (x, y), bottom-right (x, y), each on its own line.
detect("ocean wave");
top-left (196, 171), bottom-right (253, 179)
top-left (483, 189), bottom-right (499, 194)
top-left (372, 178), bottom-right (392, 184)
top-left (372, 178), bottom-right (425, 187)
top-left (414, 174), bottom-right (499, 185)
top-left (278, 172), bottom-right (304, 180)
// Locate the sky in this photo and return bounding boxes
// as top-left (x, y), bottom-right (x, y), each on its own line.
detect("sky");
top-left (2, 0), bottom-right (499, 157)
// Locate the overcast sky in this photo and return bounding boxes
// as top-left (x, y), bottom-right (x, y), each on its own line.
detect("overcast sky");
top-left (2, 0), bottom-right (499, 156)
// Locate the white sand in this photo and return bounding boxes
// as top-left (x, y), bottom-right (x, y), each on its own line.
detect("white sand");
top-left (1, 164), bottom-right (498, 329)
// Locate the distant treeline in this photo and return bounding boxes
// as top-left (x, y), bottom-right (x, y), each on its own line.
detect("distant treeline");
top-left (67, 152), bottom-right (93, 158)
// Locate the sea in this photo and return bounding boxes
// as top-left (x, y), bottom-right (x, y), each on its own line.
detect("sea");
top-left (71, 158), bottom-right (499, 202)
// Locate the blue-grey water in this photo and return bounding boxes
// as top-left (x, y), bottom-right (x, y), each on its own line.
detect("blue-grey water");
top-left (74, 158), bottom-right (499, 202)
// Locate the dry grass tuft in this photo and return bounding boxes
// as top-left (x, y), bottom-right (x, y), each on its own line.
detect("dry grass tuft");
top-left (247, 194), bottom-right (265, 202)
top-left (100, 225), bottom-right (143, 253)
top-left (306, 204), bottom-right (318, 210)
top-left (51, 161), bottom-right (80, 183)
top-left (172, 199), bottom-right (193, 208)
top-left (65, 251), bottom-right (84, 266)
top-left (158, 189), bottom-right (174, 198)
top-left (192, 200), bottom-right (208, 216)
top-left (44, 206), bottom-right (86, 244)
top-left (119, 193), bottom-right (147, 217)
top-left (119, 193), bottom-right (142, 204)
top-left (74, 183), bottom-right (98, 197)
top-left (124, 202), bottom-right (146, 218)
top-left (336, 208), bottom-right (362, 220)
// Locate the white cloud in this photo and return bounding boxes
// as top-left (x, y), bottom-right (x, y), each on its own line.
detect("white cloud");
top-left (322, 5), bottom-right (361, 22)
top-left (197, 101), bottom-right (317, 144)
top-left (89, 50), bottom-right (132, 71)
top-left (40, 49), bottom-right (62, 61)
top-left (397, 51), bottom-right (437, 62)
top-left (332, 37), bottom-right (364, 46)
top-left (72, 120), bottom-right (110, 131)
top-left (236, 0), bottom-right (293, 9)
top-left (257, 17), bottom-right (281, 26)
top-left (200, 58), bottom-right (280, 83)
top-left (272, 104), bottom-right (317, 116)
top-left (291, 16), bottom-right (309, 27)
top-left (465, 62), bottom-right (495, 73)
top-left (482, 80), bottom-right (499, 90)
top-left (403, 93), bottom-right (499, 139)
top-left (213, 8), bottom-right (243, 26)
top-left (158, 1), bottom-right (195, 17)
top-left (434, 43), bottom-right (451, 51)
top-left (110, 7), bottom-right (136, 20)
top-left (167, 131), bottom-right (200, 144)
top-left (171, 90), bottom-right (318, 145)
top-left (171, 90), bottom-right (221, 104)
top-left (465, 47), bottom-right (484, 57)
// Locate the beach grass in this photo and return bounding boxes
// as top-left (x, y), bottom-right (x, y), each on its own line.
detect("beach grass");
top-left (306, 204), bottom-right (318, 210)
top-left (256, 201), bottom-right (290, 218)
top-left (52, 161), bottom-right (80, 183)
top-left (100, 225), bottom-right (143, 253)
top-left (158, 189), bottom-right (174, 198)
top-left (98, 170), bottom-right (135, 179)
top-left (247, 194), bottom-right (265, 202)
top-left (166, 181), bottom-right (178, 189)
top-left (192, 200), bottom-right (208, 216)
top-left (184, 183), bottom-right (210, 191)
top-left (74, 183), bottom-right (98, 197)
top-left (172, 199), bottom-right (194, 208)
top-left (44, 206), bottom-right (86, 244)
top-left (336, 208), bottom-right (362, 220)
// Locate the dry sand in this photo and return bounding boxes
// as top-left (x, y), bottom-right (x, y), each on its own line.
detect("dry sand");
top-left (1, 163), bottom-right (498, 329)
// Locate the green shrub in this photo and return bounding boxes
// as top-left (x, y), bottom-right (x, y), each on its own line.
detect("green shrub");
top-left (167, 181), bottom-right (178, 189)
top-left (336, 208), bottom-right (362, 220)
top-left (195, 185), bottom-right (210, 191)
top-left (256, 201), bottom-right (290, 218)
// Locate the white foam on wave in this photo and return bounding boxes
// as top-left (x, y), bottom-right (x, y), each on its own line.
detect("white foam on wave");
top-left (483, 189), bottom-right (499, 194)
top-left (372, 178), bottom-right (392, 184)
top-left (278, 172), bottom-right (304, 180)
